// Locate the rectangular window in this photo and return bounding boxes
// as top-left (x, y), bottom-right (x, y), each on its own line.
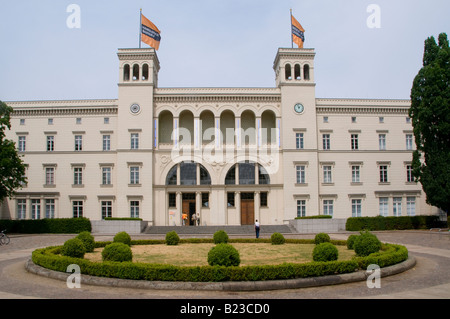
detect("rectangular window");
top-left (73, 201), bottom-right (83, 218)
top-left (406, 134), bottom-right (413, 150)
top-left (379, 165), bottom-right (388, 183)
top-left (75, 135), bottom-right (82, 151)
top-left (323, 166), bottom-right (332, 183)
top-left (131, 133), bottom-right (139, 149)
top-left (352, 165), bottom-right (360, 183)
top-left (130, 166), bottom-right (140, 184)
top-left (352, 199), bottom-right (362, 217)
top-left (102, 167), bottom-right (111, 185)
top-left (260, 192), bottom-right (268, 207)
top-left (351, 134), bottom-right (359, 150)
top-left (351, 116), bottom-right (357, 123)
top-left (406, 165), bottom-right (414, 182)
top-left (379, 134), bottom-right (386, 150)
top-left (45, 199), bottom-right (55, 219)
top-left (295, 133), bottom-right (304, 149)
top-left (101, 201), bottom-right (112, 219)
top-left (31, 199), bottom-right (41, 220)
top-left (18, 136), bottom-right (26, 152)
top-left (296, 200), bottom-right (306, 217)
top-left (48, 118), bottom-right (53, 125)
top-left (202, 192), bottom-right (209, 207)
top-left (47, 136), bottom-right (54, 151)
top-left (17, 199), bottom-right (26, 219)
top-left (104, 117), bottom-right (110, 124)
top-left (45, 167), bottom-right (55, 185)
top-left (407, 197), bottom-right (416, 216)
top-left (76, 118), bottom-right (82, 124)
top-left (379, 117), bottom-right (384, 123)
top-left (130, 201), bottom-right (139, 218)
top-left (227, 192), bottom-right (235, 207)
top-left (103, 135), bottom-right (111, 151)
top-left (379, 197), bottom-right (388, 217)
top-left (296, 165), bottom-right (306, 184)
top-left (168, 193), bottom-right (176, 207)
top-left (393, 197), bottom-right (402, 217)
top-left (73, 167), bottom-right (83, 185)
top-left (322, 134), bottom-right (330, 150)
top-left (323, 200), bottom-right (333, 216)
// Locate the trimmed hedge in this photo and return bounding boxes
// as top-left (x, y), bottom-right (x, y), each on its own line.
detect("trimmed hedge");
top-left (207, 243), bottom-right (240, 267)
top-left (113, 231), bottom-right (132, 246)
top-left (295, 215), bottom-right (332, 219)
top-left (76, 231), bottom-right (95, 253)
top-left (346, 215), bottom-right (445, 231)
top-left (312, 242), bottom-right (339, 262)
top-left (213, 230), bottom-right (229, 244)
top-left (165, 231), bottom-right (180, 245)
top-left (31, 238), bottom-right (408, 283)
top-left (314, 233), bottom-right (331, 245)
top-left (270, 232), bottom-right (285, 245)
top-left (0, 218), bottom-right (91, 234)
top-left (102, 243), bottom-right (133, 262)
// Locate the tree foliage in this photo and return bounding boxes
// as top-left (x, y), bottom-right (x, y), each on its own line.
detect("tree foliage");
top-left (409, 33), bottom-right (450, 213)
top-left (0, 101), bottom-right (27, 201)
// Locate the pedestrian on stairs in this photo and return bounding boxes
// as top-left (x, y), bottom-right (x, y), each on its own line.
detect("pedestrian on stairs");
top-left (254, 220), bottom-right (260, 238)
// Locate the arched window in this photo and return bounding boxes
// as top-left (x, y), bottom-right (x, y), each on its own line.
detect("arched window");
top-left (294, 64), bottom-right (301, 80)
top-left (165, 162), bottom-right (211, 186)
top-left (258, 165), bottom-right (270, 184)
top-left (224, 162), bottom-right (270, 185)
top-left (123, 64), bottom-right (130, 81)
top-left (304, 64), bottom-right (310, 80)
top-left (166, 165), bottom-right (177, 185)
top-left (285, 63), bottom-right (292, 80)
top-left (225, 165), bottom-right (236, 185)
top-left (142, 64), bottom-right (149, 81)
top-left (132, 64), bottom-right (139, 81)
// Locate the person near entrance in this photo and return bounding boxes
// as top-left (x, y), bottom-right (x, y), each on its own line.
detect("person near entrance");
top-left (191, 213), bottom-right (197, 226)
top-left (254, 219), bottom-right (260, 238)
top-left (182, 212), bottom-right (188, 226)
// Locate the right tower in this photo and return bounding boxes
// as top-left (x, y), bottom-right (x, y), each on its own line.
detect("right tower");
top-left (274, 48), bottom-right (320, 220)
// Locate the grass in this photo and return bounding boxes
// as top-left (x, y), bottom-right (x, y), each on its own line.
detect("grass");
top-left (85, 243), bottom-right (355, 266)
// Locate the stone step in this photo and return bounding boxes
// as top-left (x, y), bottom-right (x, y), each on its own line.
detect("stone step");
top-left (143, 224), bottom-right (294, 235)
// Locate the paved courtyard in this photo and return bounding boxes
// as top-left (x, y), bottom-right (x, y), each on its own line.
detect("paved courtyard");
top-left (0, 230), bottom-right (449, 300)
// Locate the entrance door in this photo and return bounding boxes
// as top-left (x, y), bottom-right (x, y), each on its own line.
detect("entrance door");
top-left (182, 193), bottom-right (196, 225)
top-left (241, 193), bottom-right (254, 225)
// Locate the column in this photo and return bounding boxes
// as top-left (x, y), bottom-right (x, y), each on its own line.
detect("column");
top-left (254, 191), bottom-right (260, 223)
top-left (196, 191), bottom-right (202, 226)
top-left (176, 191), bottom-right (182, 226)
top-left (173, 117), bottom-right (179, 149)
top-left (235, 191), bottom-right (241, 225)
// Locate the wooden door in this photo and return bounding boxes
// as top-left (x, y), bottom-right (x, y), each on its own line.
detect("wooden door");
top-left (241, 199), bottom-right (254, 225)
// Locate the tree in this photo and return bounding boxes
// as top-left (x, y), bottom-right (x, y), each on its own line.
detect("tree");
top-left (0, 100), bottom-right (27, 201)
top-left (409, 33), bottom-right (450, 214)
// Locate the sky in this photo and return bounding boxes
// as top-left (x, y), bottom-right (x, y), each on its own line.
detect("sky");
top-left (0, 0), bottom-right (449, 101)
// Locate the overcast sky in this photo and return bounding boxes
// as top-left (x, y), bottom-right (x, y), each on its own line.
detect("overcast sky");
top-left (0, 0), bottom-right (448, 101)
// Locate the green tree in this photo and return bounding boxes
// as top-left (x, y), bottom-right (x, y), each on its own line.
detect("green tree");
top-left (0, 101), bottom-right (27, 201)
top-left (409, 33), bottom-right (450, 214)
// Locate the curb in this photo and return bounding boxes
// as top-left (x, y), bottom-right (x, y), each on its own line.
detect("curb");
top-left (25, 256), bottom-right (416, 291)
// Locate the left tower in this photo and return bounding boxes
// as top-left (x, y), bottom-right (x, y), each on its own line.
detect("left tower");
top-left (116, 48), bottom-right (160, 223)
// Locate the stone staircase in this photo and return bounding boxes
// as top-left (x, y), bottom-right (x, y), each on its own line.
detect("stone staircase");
top-left (143, 224), bottom-right (295, 235)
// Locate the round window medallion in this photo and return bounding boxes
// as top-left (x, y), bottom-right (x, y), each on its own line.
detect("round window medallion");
top-left (130, 103), bottom-right (140, 114)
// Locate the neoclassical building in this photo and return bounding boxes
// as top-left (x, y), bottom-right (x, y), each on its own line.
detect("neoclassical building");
top-left (0, 47), bottom-right (440, 225)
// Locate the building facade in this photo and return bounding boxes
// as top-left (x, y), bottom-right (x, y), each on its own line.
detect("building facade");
top-left (0, 47), bottom-right (439, 225)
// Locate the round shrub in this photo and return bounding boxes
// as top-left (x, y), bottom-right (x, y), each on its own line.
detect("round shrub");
top-left (113, 231), bottom-right (132, 246)
top-left (314, 232), bottom-right (331, 245)
top-left (76, 231), bottom-right (95, 253)
top-left (207, 243), bottom-right (240, 267)
top-left (213, 230), bottom-right (229, 244)
top-left (346, 234), bottom-right (359, 250)
top-left (353, 231), bottom-right (382, 257)
top-left (165, 231), bottom-right (180, 245)
top-left (312, 242), bottom-right (339, 262)
top-left (270, 232), bottom-right (285, 245)
top-left (61, 238), bottom-right (85, 259)
top-left (102, 242), bottom-right (133, 262)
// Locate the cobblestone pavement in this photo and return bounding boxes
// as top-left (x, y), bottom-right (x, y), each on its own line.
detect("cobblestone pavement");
top-left (0, 231), bottom-right (449, 300)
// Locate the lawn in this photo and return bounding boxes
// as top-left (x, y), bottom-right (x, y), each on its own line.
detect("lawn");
top-left (85, 243), bottom-right (355, 266)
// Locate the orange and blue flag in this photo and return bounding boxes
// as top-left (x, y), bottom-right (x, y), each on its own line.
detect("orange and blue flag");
top-left (141, 13), bottom-right (161, 50)
top-left (291, 14), bottom-right (305, 48)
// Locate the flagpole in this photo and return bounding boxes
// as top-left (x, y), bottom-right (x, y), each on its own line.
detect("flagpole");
top-left (139, 8), bottom-right (142, 48)
top-left (290, 9), bottom-right (293, 48)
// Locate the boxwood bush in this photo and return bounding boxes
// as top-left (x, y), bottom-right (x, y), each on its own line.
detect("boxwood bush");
top-left (270, 232), bottom-right (285, 245)
top-left (102, 242), bottom-right (133, 262)
top-left (213, 230), bottom-right (229, 244)
top-left (353, 231), bottom-right (382, 257)
top-left (207, 243), bottom-right (240, 267)
top-left (312, 242), bottom-right (339, 262)
top-left (61, 238), bottom-right (85, 258)
top-left (346, 234), bottom-right (359, 250)
top-left (165, 231), bottom-right (180, 245)
top-left (314, 232), bottom-right (331, 245)
top-left (113, 231), bottom-right (132, 246)
top-left (76, 231), bottom-right (95, 253)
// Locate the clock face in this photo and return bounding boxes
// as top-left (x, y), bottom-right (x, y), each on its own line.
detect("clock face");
top-left (294, 103), bottom-right (304, 114)
top-left (130, 103), bottom-right (140, 114)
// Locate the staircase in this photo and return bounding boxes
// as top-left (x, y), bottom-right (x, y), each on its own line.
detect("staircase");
top-left (143, 224), bottom-right (294, 235)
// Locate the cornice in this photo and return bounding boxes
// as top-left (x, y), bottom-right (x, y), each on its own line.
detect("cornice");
top-left (315, 98), bottom-right (411, 114)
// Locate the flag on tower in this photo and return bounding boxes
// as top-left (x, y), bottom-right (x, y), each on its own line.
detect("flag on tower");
top-left (141, 12), bottom-right (161, 50)
top-left (291, 13), bottom-right (305, 48)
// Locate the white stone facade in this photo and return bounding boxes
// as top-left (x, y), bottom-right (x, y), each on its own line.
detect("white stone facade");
top-left (0, 47), bottom-right (439, 225)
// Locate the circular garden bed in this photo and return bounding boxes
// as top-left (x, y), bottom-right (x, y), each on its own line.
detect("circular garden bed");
top-left (30, 231), bottom-right (409, 283)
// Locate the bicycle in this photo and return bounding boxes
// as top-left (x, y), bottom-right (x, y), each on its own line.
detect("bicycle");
top-left (0, 230), bottom-right (10, 245)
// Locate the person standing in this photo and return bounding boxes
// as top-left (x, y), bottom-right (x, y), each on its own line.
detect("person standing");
top-left (254, 219), bottom-right (260, 238)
